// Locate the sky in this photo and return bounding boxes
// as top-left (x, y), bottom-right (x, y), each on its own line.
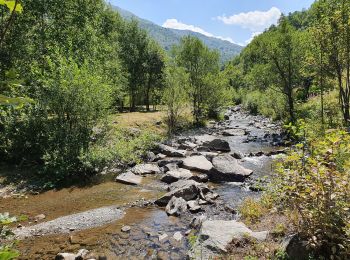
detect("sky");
top-left (108, 0), bottom-right (315, 46)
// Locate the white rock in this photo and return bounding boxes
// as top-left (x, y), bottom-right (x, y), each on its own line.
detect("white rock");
top-left (173, 231), bottom-right (183, 241)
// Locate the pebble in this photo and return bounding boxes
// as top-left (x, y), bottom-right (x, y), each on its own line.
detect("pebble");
top-left (121, 225), bottom-right (131, 232)
top-left (158, 233), bottom-right (168, 242)
top-left (173, 231), bottom-right (183, 241)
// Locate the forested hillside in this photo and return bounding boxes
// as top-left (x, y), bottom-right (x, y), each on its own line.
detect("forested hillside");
top-left (113, 6), bottom-right (243, 64)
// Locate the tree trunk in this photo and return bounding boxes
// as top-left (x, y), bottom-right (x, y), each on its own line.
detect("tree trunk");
top-left (287, 87), bottom-right (295, 124)
top-left (146, 81), bottom-right (151, 112)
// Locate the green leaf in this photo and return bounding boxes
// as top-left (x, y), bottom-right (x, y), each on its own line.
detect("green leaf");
top-left (3, 1), bottom-right (23, 13)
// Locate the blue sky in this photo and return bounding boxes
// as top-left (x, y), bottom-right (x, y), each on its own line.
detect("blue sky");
top-left (108, 0), bottom-right (315, 46)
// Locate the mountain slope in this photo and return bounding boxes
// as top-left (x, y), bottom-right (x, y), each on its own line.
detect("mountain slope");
top-left (112, 6), bottom-right (243, 63)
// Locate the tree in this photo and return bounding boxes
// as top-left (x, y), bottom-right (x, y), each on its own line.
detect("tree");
top-left (259, 18), bottom-right (305, 123)
top-left (163, 65), bottom-right (189, 135)
top-left (118, 19), bottom-right (149, 111)
top-left (144, 40), bottom-right (165, 111)
top-left (323, 0), bottom-right (350, 126)
top-left (174, 36), bottom-right (220, 123)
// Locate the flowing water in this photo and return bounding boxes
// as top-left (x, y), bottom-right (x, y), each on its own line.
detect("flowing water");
top-left (0, 110), bottom-right (284, 259)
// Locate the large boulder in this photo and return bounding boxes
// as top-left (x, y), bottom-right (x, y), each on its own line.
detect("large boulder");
top-left (161, 169), bottom-right (193, 184)
top-left (182, 156), bottom-right (213, 173)
top-left (210, 154), bottom-right (253, 182)
top-left (131, 163), bottom-right (161, 175)
top-left (202, 139), bottom-right (231, 152)
top-left (158, 144), bottom-right (187, 157)
top-left (165, 196), bottom-right (188, 216)
top-left (190, 220), bottom-right (268, 259)
top-left (115, 171), bottom-right (142, 185)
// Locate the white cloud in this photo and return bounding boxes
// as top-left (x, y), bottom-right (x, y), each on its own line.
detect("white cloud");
top-left (217, 7), bottom-right (281, 31)
top-left (245, 31), bottom-right (262, 45)
top-left (162, 18), bottom-right (243, 46)
top-left (163, 19), bottom-right (213, 37)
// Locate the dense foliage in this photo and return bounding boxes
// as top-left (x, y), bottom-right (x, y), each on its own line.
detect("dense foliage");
top-left (0, 1), bottom-right (232, 183)
top-left (225, 0), bottom-right (350, 128)
top-left (272, 126), bottom-right (350, 258)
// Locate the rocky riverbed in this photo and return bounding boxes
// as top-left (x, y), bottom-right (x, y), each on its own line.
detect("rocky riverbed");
top-left (2, 107), bottom-right (288, 259)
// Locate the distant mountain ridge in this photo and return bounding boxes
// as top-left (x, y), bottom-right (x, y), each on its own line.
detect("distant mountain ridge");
top-left (112, 5), bottom-right (243, 64)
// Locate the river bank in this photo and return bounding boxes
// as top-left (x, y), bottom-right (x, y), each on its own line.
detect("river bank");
top-left (1, 107), bottom-right (288, 259)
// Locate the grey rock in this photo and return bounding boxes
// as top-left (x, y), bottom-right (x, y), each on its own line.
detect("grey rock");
top-left (158, 233), bottom-right (168, 242)
top-left (15, 206), bottom-right (124, 238)
top-left (163, 163), bottom-right (179, 172)
top-left (222, 129), bottom-right (248, 136)
top-left (190, 215), bottom-right (207, 229)
top-left (198, 152), bottom-right (219, 161)
top-left (179, 141), bottom-right (197, 151)
top-left (165, 196), bottom-right (188, 216)
top-left (189, 174), bottom-right (209, 183)
top-left (210, 154), bottom-right (253, 182)
top-left (182, 156), bottom-right (213, 173)
top-left (131, 163), bottom-right (161, 175)
top-left (55, 253), bottom-right (76, 260)
top-left (158, 144), bottom-right (187, 157)
top-left (231, 152), bottom-right (243, 159)
top-left (190, 220), bottom-right (268, 259)
top-left (145, 151), bottom-right (156, 162)
top-left (121, 225), bottom-right (131, 232)
top-left (187, 200), bottom-right (202, 213)
top-left (158, 158), bottom-right (183, 167)
top-left (115, 171), bottom-right (142, 185)
top-left (155, 153), bottom-right (167, 161)
top-left (155, 180), bottom-right (205, 206)
top-left (202, 139), bottom-right (231, 152)
top-left (161, 169), bottom-right (193, 184)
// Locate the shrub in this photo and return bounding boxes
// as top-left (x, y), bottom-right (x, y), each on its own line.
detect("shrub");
top-left (240, 89), bottom-right (286, 120)
top-left (0, 213), bottom-right (20, 260)
top-left (81, 127), bottom-right (162, 169)
top-left (272, 128), bottom-right (350, 258)
top-left (0, 58), bottom-right (113, 182)
top-left (239, 197), bottom-right (270, 224)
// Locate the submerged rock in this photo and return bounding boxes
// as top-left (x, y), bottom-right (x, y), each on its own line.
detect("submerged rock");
top-left (115, 171), bottom-right (142, 185)
top-left (210, 154), bottom-right (253, 182)
top-left (222, 129), bottom-right (248, 136)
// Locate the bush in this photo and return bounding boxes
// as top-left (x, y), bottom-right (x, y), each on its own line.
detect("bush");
top-left (0, 58), bottom-right (113, 182)
top-left (81, 126), bottom-right (162, 169)
top-left (240, 88), bottom-right (286, 120)
top-left (0, 213), bottom-right (20, 260)
top-left (203, 73), bottom-right (234, 119)
top-left (272, 128), bottom-right (350, 258)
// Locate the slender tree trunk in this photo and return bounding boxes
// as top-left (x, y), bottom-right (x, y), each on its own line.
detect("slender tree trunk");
top-left (146, 80), bottom-right (151, 112)
top-left (320, 49), bottom-right (325, 128)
